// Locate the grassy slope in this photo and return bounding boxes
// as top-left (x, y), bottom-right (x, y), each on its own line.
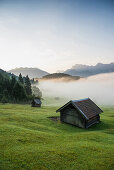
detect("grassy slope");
top-left (0, 104), bottom-right (114, 170)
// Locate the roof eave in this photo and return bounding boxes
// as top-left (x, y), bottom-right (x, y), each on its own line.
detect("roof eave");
top-left (56, 101), bottom-right (72, 113)
top-left (88, 98), bottom-right (103, 113)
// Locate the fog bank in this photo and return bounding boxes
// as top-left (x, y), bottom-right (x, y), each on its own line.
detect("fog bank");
top-left (38, 73), bottom-right (114, 106)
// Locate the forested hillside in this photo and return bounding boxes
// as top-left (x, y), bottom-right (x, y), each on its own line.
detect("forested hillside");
top-left (0, 72), bottom-right (33, 103)
top-left (42, 73), bottom-right (80, 80)
top-left (0, 68), bottom-right (16, 78)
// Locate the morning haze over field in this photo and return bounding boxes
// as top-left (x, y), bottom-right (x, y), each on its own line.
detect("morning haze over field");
top-left (0, 0), bottom-right (114, 169)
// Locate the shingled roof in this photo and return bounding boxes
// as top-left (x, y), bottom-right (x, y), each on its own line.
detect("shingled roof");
top-left (56, 98), bottom-right (103, 120)
top-left (33, 99), bottom-right (42, 104)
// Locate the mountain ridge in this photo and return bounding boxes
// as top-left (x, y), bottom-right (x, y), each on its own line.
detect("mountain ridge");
top-left (64, 62), bottom-right (114, 77)
top-left (9, 67), bottom-right (49, 79)
top-left (8, 62), bottom-right (114, 79)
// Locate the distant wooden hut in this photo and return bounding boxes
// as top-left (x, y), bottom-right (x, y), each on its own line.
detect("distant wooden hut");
top-left (56, 98), bottom-right (103, 128)
top-left (31, 99), bottom-right (42, 107)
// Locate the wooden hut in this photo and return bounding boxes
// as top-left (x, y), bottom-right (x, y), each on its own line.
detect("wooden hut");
top-left (56, 98), bottom-right (103, 128)
top-left (31, 99), bottom-right (42, 107)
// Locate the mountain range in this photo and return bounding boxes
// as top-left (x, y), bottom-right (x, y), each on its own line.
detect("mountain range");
top-left (8, 67), bottom-right (49, 79)
top-left (7, 62), bottom-right (114, 79)
top-left (64, 62), bottom-right (114, 77)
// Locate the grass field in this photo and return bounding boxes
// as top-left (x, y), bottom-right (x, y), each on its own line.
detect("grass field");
top-left (0, 104), bottom-right (114, 170)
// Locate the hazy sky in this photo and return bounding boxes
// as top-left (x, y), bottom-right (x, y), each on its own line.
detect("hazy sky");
top-left (0, 0), bottom-right (114, 73)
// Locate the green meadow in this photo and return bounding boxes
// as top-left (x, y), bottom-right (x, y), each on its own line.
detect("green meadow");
top-left (0, 104), bottom-right (114, 170)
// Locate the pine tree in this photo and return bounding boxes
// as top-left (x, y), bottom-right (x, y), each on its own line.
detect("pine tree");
top-left (32, 78), bottom-right (35, 84)
top-left (10, 75), bottom-right (16, 96)
top-left (12, 82), bottom-right (27, 101)
top-left (25, 75), bottom-right (32, 95)
top-left (1, 96), bottom-right (8, 103)
top-left (19, 73), bottom-right (24, 84)
top-left (10, 75), bottom-right (16, 88)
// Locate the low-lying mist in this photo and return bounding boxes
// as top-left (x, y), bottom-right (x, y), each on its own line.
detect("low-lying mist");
top-left (38, 73), bottom-right (114, 106)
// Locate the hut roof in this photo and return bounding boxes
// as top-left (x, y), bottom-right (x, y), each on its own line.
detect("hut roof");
top-left (32, 99), bottom-right (42, 104)
top-left (56, 98), bottom-right (103, 120)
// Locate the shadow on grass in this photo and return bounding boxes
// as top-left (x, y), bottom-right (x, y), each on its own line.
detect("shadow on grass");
top-left (48, 116), bottom-right (113, 133)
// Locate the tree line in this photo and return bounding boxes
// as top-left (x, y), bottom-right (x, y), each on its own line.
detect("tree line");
top-left (0, 73), bottom-right (34, 103)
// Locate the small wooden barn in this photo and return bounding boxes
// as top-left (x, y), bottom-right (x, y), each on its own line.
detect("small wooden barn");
top-left (56, 98), bottom-right (103, 128)
top-left (31, 99), bottom-right (42, 107)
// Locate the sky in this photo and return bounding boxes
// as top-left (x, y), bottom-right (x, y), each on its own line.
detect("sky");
top-left (0, 0), bottom-right (114, 73)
